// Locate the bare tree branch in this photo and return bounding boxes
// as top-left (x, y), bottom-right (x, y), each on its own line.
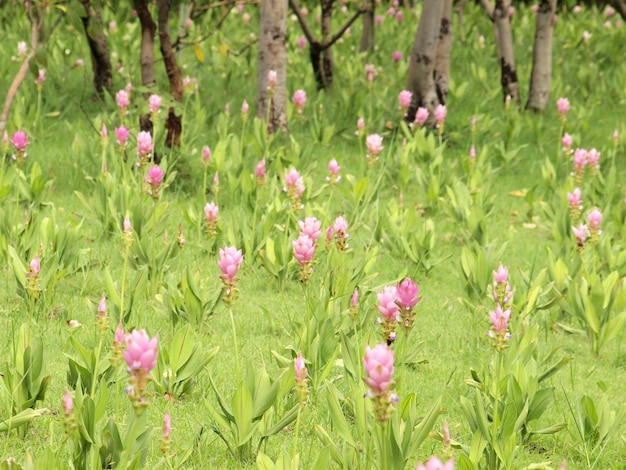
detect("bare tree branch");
top-left (321, 7), bottom-right (366, 51)
top-left (479, 0), bottom-right (495, 21)
top-left (289, 0), bottom-right (318, 45)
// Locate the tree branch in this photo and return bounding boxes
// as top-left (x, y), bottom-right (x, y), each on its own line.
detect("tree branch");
top-left (289, 0), bottom-right (318, 45)
top-left (479, 0), bottom-right (495, 21)
top-left (321, 7), bottom-right (366, 51)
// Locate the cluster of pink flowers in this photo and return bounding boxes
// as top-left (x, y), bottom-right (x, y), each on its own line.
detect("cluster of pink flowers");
top-left (292, 216), bottom-right (321, 281)
top-left (567, 187), bottom-right (583, 221)
top-left (562, 132), bottom-right (573, 155)
top-left (572, 147), bottom-right (600, 183)
top-left (115, 125), bottom-right (130, 153)
top-left (327, 158), bottom-right (341, 184)
top-left (398, 90), bottom-right (412, 116)
top-left (136, 130), bottom-right (153, 167)
top-left (123, 329), bottom-right (158, 413)
top-left (414, 107), bottom-right (429, 127)
top-left (376, 278), bottom-right (421, 344)
top-left (292, 89), bottom-right (307, 114)
top-left (363, 343), bottom-right (398, 421)
top-left (11, 130), bottom-right (29, 164)
top-left (218, 246), bottom-right (243, 303)
top-left (255, 158), bottom-right (266, 186)
top-left (557, 97), bottom-right (569, 122)
top-left (326, 215), bottom-right (350, 251)
top-left (284, 167), bottom-right (305, 211)
top-left (146, 165), bottom-right (165, 200)
top-left (116, 89), bottom-right (130, 118)
top-left (489, 263), bottom-right (513, 351)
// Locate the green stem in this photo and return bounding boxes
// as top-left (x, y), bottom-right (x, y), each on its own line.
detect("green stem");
top-left (490, 352), bottom-right (504, 470)
top-left (90, 336), bottom-right (104, 398)
top-left (120, 245), bottom-right (129, 326)
top-left (292, 405), bottom-right (302, 464)
top-left (229, 306), bottom-right (240, 377)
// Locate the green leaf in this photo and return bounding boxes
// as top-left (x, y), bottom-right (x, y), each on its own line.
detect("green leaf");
top-left (325, 383), bottom-right (355, 445)
top-left (232, 383), bottom-right (254, 446)
top-left (0, 408), bottom-right (46, 432)
top-left (409, 396), bottom-right (443, 455)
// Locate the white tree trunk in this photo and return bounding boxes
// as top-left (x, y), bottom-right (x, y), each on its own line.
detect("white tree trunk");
top-left (406, 0), bottom-right (445, 123)
top-left (526, 0), bottom-right (557, 111)
top-left (257, 0), bottom-right (288, 133)
top-left (434, 0), bottom-right (453, 105)
top-left (494, 0), bottom-right (519, 104)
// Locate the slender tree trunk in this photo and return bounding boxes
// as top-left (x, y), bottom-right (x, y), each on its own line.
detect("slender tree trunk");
top-left (526, 0), bottom-right (557, 111)
top-left (257, 0), bottom-right (288, 134)
top-left (79, 0), bottom-right (113, 95)
top-left (157, 0), bottom-right (183, 147)
top-left (320, 0), bottom-right (334, 88)
top-left (405, 0), bottom-right (444, 124)
top-left (133, 0), bottom-right (157, 135)
top-left (434, 0), bottom-right (453, 105)
top-left (608, 0), bottom-right (626, 21)
top-left (494, 0), bottom-right (519, 104)
top-left (359, 0), bottom-right (375, 54)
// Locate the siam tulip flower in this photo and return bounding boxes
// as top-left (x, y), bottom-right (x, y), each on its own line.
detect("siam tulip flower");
top-left (300, 6), bottom-right (308, 16)
top-left (364, 64), bottom-right (377, 83)
top-left (148, 94), bottom-right (161, 115)
top-left (109, 21), bottom-right (116, 33)
top-left (29, 256), bottom-right (40, 277)
top-left (116, 89), bottom-right (130, 116)
top-left (375, 15), bottom-right (383, 27)
top-left (17, 41), bottom-right (27, 59)
top-left (556, 97), bottom-right (569, 121)
top-left (267, 70), bottom-right (278, 94)
top-left (349, 288), bottom-right (359, 319)
top-left (366, 133), bottom-right (384, 166)
top-left (204, 201), bottom-right (219, 237)
top-left (363, 343), bottom-right (398, 421)
top-left (255, 158), bottom-right (266, 186)
top-left (325, 225), bottom-right (334, 250)
top-left (284, 167), bottom-right (305, 211)
top-left (396, 278), bottom-right (421, 328)
top-left (416, 456), bottom-right (455, 470)
top-left (493, 263), bottom-right (513, 309)
top-left (414, 107), bottom-right (429, 127)
top-left (292, 89), bottom-right (307, 114)
top-left (573, 5), bottom-right (581, 14)
top-left (36, 69), bottom-right (45, 90)
top-left (587, 208), bottom-right (602, 243)
top-left (100, 123), bottom-right (108, 146)
top-left (218, 246), bottom-right (243, 303)
top-left (434, 104), bottom-right (447, 132)
top-left (115, 125), bottom-right (130, 152)
top-left (605, 5), bottom-right (616, 17)
top-left (185, 17), bottom-right (193, 29)
top-left (296, 35), bottom-right (307, 49)
top-left (489, 304), bottom-right (512, 350)
top-left (356, 117), bottom-right (365, 137)
top-left (386, 7), bottom-right (396, 16)
top-left (241, 100), bottom-right (249, 122)
top-left (567, 187), bottom-right (582, 221)
top-left (531, 4), bottom-right (539, 13)
top-left (613, 129), bottom-right (619, 147)
top-left (160, 411), bottom-right (172, 455)
top-left (213, 172), bottom-right (220, 199)
top-left (62, 389), bottom-right (76, 433)
top-left (572, 148), bottom-right (587, 182)
top-left (110, 323), bottom-right (125, 366)
top-left (469, 145), bottom-right (476, 162)
top-left (443, 420), bottom-right (451, 449)
top-left (562, 132), bottom-right (573, 154)
top-left (493, 263), bottom-right (508, 284)
top-left (182, 76), bottom-right (198, 94)
top-left (395, 10), bottom-right (403, 22)
top-left (587, 148), bottom-right (600, 174)
top-left (392, 50), bottom-right (402, 63)
top-left (124, 329), bottom-right (158, 412)
top-left (294, 352), bottom-right (309, 403)
top-left (293, 235), bottom-right (315, 281)
top-left (376, 285), bottom-right (399, 344)
top-left (572, 223), bottom-right (588, 252)
top-left (146, 165), bottom-right (165, 200)
top-left (332, 216), bottom-right (350, 251)
top-left (97, 293), bottom-right (108, 335)
top-left (202, 145), bottom-right (211, 167)
top-left (11, 129), bottom-right (29, 164)
top-left (327, 158), bottom-right (341, 184)
top-left (298, 216), bottom-right (322, 242)
top-left (508, 5), bottom-right (515, 18)
top-left (398, 90), bottom-right (412, 115)
top-left (582, 31), bottom-right (591, 45)
top-left (136, 130), bottom-right (153, 166)
top-left (237, 3), bottom-right (244, 13)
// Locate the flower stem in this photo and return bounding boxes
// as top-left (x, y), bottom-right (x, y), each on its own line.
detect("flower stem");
top-left (228, 306), bottom-right (240, 377)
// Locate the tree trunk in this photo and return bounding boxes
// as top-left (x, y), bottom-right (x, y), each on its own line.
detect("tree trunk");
top-left (133, 0), bottom-right (157, 136)
top-left (79, 0), bottom-right (113, 95)
top-left (608, 0), bottom-right (626, 21)
top-left (525, 0), bottom-right (557, 111)
top-left (405, 0), bottom-right (444, 124)
top-left (434, 0), bottom-right (453, 105)
top-left (494, 0), bottom-right (519, 104)
top-left (320, 0), bottom-right (334, 88)
top-left (157, 0), bottom-right (183, 147)
top-left (359, 0), bottom-right (375, 54)
top-left (257, 0), bottom-right (288, 134)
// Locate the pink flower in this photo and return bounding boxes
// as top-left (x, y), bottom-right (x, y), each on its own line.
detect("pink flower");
top-left (98, 293), bottom-right (107, 316)
top-left (294, 352), bottom-right (307, 381)
top-left (434, 104), bottom-right (447, 124)
top-left (255, 159), bottom-right (266, 178)
top-left (443, 421), bottom-right (451, 447)
top-left (613, 129), bottom-right (619, 145)
top-left (366, 133), bottom-right (384, 157)
top-left (100, 124), bottom-right (108, 139)
top-left (356, 117), bottom-right (365, 136)
top-left (375, 15), bottom-right (383, 27)
top-left (416, 456), bottom-right (455, 470)
top-left (582, 31), bottom-right (592, 44)
top-left (508, 5), bottom-right (515, 18)
top-left (116, 89), bottom-right (130, 110)
top-left (332, 216), bottom-right (349, 235)
top-left (115, 125), bottom-right (130, 146)
top-left (296, 35), bottom-right (307, 49)
top-left (396, 278), bottom-right (421, 310)
top-left (493, 263), bottom-right (508, 283)
top-left (267, 70), bottom-right (278, 91)
top-left (136, 131), bottom-right (153, 156)
top-left (531, 4), bottom-right (539, 13)
top-left (162, 411), bottom-right (171, 437)
top-left (469, 145), bottom-right (476, 160)
top-left (292, 89), bottom-right (307, 112)
top-left (376, 286), bottom-right (399, 322)
top-left (123, 329), bottom-right (158, 372)
top-left (36, 69), bottom-right (45, 86)
top-left (115, 323), bottom-right (125, 344)
top-left (202, 145), bottom-right (211, 165)
top-left (218, 246), bottom-right (243, 285)
top-left (243, 12), bottom-right (250, 25)
top-left (293, 234), bottom-right (315, 265)
top-left (386, 7), bottom-right (396, 16)
top-left (241, 100), bottom-right (249, 115)
top-left (398, 90), bottom-right (412, 113)
top-left (568, 188), bottom-right (582, 209)
top-left (562, 132), bottom-right (572, 149)
top-left (123, 217), bottom-right (132, 234)
top-left (299, 217), bottom-right (322, 242)
top-left (148, 94), bottom-right (161, 114)
top-left (147, 165), bottom-right (165, 199)
top-left (573, 148), bottom-right (587, 172)
top-left (351, 289), bottom-right (359, 308)
top-left (300, 7), bottom-right (308, 16)
top-left (29, 256), bottom-right (40, 276)
top-left (587, 208), bottom-right (602, 231)
top-left (605, 5), bottom-right (616, 17)
top-left (284, 168), bottom-right (305, 197)
top-left (587, 148), bottom-right (600, 168)
top-left (364, 64), bottom-right (377, 82)
top-left (327, 158), bottom-right (341, 184)
top-left (489, 304), bottom-right (511, 332)
top-left (11, 130), bottom-right (29, 152)
top-left (392, 50), bottom-right (402, 63)
top-left (63, 389), bottom-right (74, 415)
top-left (363, 343), bottom-right (395, 395)
top-left (395, 10), bottom-right (403, 22)
top-left (414, 107), bottom-right (429, 126)
top-left (17, 41), bottom-right (27, 57)
top-left (204, 202), bottom-right (218, 223)
top-left (572, 223), bottom-right (588, 244)
top-left (556, 97), bottom-right (569, 116)
top-left (573, 5), bottom-right (581, 13)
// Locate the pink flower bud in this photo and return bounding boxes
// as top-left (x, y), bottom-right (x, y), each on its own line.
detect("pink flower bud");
top-left (241, 100), bottom-right (249, 114)
top-left (218, 246), bottom-right (243, 285)
top-left (398, 90), bottom-right (412, 113)
top-left (376, 286), bottom-right (399, 322)
top-left (115, 126), bottom-right (130, 146)
top-left (123, 329), bottom-right (158, 372)
top-left (115, 323), bottom-right (125, 344)
top-left (116, 89), bottom-right (130, 110)
top-left (414, 107), bottom-right (429, 126)
top-left (202, 145), bottom-right (211, 165)
top-left (148, 94), bottom-right (161, 114)
top-left (299, 217), bottom-right (322, 242)
top-left (204, 201), bottom-right (219, 223)
top-left (11, 130), bottom-right (29, 152)
top-left (396, 278), bottom-right (421, 310)
top-left (292, 89), bottom-right (307, 112)
top-left (366, 134), bottom-right (384, 157)
top-left (294, 352), bottom-right (307, 381)
top-left (557, 97), bottom-right (570, 115)
top-left (29, 256), bottom-right (40, 276)
top-left (297, 35), bottom-right (307, 49)
top-left (255, 159), bottom-right (266, 178)
top-left (63, 389), bottom-right (74, 414)
top-left (363, 343), bottom-right (395, 394)
top-left (98, 293), bottom-right (107, 316)
top-left (392, 50), bottom-right (402, 63)
top-left (292, 235), bottom-right (315, 265)
top-left (351, 288), bottom-right (359, 307)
